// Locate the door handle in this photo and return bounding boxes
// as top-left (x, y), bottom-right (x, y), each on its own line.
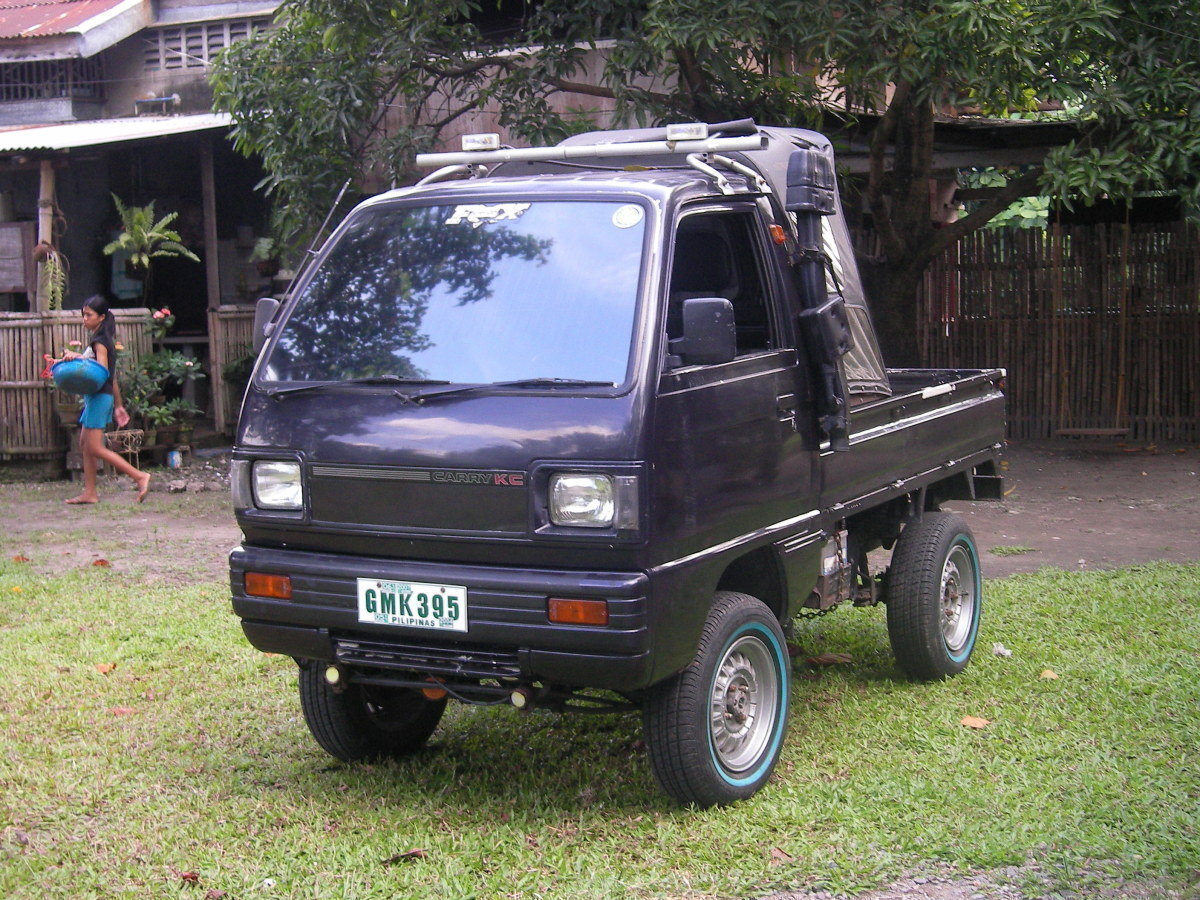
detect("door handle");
top-left (776, 393), bottom-right (798, 427)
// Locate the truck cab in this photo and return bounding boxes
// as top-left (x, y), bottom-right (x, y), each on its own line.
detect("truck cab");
top-left (230, 121), bottom-right (1005, 807)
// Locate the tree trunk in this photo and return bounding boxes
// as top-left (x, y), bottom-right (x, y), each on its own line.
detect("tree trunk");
top-left (860, 255), bottom-right (926, 368)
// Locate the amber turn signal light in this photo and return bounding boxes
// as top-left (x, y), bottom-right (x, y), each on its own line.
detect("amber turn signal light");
top-left (245, 572), bottom-right (292, 599)
top-left (547, 597), bottom-right (609, 626)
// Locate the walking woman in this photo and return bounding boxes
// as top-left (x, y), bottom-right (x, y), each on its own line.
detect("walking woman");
top-left (61, 295), bottom-right (151, 504)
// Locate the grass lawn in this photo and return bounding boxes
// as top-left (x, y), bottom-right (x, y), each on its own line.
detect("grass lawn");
top-left (0, 558), bottom-right (1197, 899)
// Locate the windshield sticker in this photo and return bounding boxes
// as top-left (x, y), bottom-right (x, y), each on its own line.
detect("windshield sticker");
top-left (612, 204), bottom-right (644, 229)
top-left (445, 203), bottom-right (532, 229)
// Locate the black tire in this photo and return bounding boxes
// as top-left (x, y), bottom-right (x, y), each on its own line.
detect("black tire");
top-left (643, 591), bottom-right (790, 808)
top-left (886, 511), bottom-right (982, 680)
top-left (298, 663), bottom-right (446, 762)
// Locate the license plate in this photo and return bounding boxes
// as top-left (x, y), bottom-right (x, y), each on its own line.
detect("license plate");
top-left (356, 578), bottom-right (468, 632)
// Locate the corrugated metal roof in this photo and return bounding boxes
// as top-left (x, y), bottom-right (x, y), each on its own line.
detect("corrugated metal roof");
top-left (0, 112), bottom-right (231, 151)
top-left (0, 0), bottom-right (136, 40)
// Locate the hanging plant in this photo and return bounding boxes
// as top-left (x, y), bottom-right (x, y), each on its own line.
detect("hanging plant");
top-left (102, 195), bottom-right (199, 304)
top-left (103, 195), bottom-right (198, 266)
top-left (33, 241), bottom-right (68, 311)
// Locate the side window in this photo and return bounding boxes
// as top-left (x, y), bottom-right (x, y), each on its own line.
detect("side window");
top-left (666, 211), bottom-right (775, 358)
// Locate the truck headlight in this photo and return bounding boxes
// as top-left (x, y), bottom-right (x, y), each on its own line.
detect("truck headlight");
top-left (550, 473), bottom-right (614, 528)
top-left (252, 460), bottom-right (303, 510)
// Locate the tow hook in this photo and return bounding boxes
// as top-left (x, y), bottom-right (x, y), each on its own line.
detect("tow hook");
top-left (323, 664), bottom-right (347, 693)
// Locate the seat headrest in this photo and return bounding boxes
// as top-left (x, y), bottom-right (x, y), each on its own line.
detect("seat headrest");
top-left (670, 229), bottom-right (734, 294)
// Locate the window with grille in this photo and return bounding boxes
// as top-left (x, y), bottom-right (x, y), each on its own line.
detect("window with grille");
top-left (0, 56), bottom-right (105, 102)
top-left (143, 17), bottom-right (272, 72)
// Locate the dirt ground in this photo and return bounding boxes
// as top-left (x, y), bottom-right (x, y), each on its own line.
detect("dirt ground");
top-left (3, 440), bottom-right (1197, 585)
top-left (2, 440), bottom-right (1198, 900)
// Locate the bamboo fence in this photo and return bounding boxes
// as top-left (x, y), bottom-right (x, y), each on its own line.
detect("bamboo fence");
top-left (0, 309), bottom-right (152, 459)
top-left (917, 222), bottom-right (1199, 443)
top-left (207, 304), bottom-right (257, 434)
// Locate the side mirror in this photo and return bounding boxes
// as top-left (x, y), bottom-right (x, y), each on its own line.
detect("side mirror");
top-left (252, 296), bottom-right (280, 353)
top-left (784, 148), bottom-right (836, 216)
top-left (668, 297), bottom-right (737, 366)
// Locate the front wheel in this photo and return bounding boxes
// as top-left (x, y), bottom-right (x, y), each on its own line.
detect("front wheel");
top-left (298, 663), bottom-right (446, 762)
top-left (886, 511), bottom-right (982, 680)
top-left (643, 592), bottom-right (790, 807)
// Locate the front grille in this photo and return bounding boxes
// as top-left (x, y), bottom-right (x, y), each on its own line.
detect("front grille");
top-left (334, 637), bottom-right (521, 680)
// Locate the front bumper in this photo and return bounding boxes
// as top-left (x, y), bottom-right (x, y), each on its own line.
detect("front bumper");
top-left (229, 545), bottom-right (653, 690)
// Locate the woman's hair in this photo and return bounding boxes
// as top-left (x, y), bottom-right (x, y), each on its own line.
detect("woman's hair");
top-left (82, 294), bottom-right (117, 341)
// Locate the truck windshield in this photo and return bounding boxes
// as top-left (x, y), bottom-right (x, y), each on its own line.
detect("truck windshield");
top-left (260, 199), bottom-right (647, 387)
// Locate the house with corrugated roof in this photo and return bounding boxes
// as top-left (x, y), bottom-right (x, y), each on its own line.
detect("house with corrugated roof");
top-left (0, 1), bottom-right (279, 463)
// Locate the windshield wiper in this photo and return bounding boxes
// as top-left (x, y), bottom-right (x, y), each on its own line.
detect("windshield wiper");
top-left (399, 378), bottom-right (615, 404)
top-left (492, 378), bottom-right (615, 389)
top-left (267, 376), bottom-right (450, 398)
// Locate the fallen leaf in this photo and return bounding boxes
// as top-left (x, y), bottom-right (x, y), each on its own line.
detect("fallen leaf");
top-left (806, 652), bottom-right (853, 666)
top-left (92, 559), bottom-right (111, 567)
top-left (204, 891), bottom-right (227, 900)
top-left (179, 871), bottom-right (200, 884)
top-left (1040, 669), bottom-right (1059, 680)
top-left (961, 715), bottom-right (991, 730)
top-left (95, 663), bottom-right (117, 675)
top-left (10, 555), bottom-right (29, 563)
top-left (110, 706), bottom-right (136, 716)
top-left (11, 586), bottom-right (22, 593)
top-left (382, 848), bottom-right (428, 865)
top-left (770, 847), bottom-right (794, 863)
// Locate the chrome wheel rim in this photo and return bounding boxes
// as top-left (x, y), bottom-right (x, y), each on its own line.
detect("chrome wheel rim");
top-left (940, 544), bottom-right (977, 653)
top-left (709, 634), bottom-right (779, 773)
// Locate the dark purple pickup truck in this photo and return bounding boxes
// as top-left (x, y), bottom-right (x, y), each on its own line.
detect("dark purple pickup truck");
top-left (229, 121), bottom-right (1005, 807)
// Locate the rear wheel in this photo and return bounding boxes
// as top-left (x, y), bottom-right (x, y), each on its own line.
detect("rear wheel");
top-left (298, 663), bottom-right (446, 762)
top-left (643, 592), bottom-right (790, 807)
top-left (886, 512), bottom-right (982, 680)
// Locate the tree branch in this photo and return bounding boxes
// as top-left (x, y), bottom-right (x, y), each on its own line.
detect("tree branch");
top-left (931, 167), bottom-right (1045, 255)
top-left (548, 79), bottom-right (617, 100)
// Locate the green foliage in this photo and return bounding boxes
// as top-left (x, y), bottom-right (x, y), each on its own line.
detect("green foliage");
top-left (34, 242), bottom-right (68, 311)
top-left (102, 195), bottom-right (200, 271)
top-left (118, 311), bottom-right (205, 428)
top-left (210, 0), bottom-right (1200, 362)
top-left (961, 168), bottom-right (1050, 230)
top-left (988, 544), bottom-right (1037, 556)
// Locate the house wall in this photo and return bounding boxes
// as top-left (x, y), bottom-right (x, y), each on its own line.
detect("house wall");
top-left (103, 32), bottom-right (213, 117)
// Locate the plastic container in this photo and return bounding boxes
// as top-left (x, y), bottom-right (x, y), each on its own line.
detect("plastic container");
top-left (51, 358), bottom-right (108, 395)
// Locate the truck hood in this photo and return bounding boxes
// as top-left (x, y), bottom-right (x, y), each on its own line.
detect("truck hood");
top-left (237, 387), bottom-right (643, 467)
top-left (237, 387), bottom-right (645, 536)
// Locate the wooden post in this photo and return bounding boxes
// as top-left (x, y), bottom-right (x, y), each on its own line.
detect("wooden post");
top-left (200, 137), bottom-right (221, 312)
top-left (35, 160), bottom-right (54, 313)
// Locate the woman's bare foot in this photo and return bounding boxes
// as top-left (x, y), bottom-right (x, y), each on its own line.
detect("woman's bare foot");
top-left (135, 472), bottom-right (151, 503)
top-left (65, 495), bottom-right (99, 505)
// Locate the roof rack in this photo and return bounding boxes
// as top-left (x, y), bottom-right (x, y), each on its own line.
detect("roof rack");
top-left (413, 124), bottom-right (770, 193)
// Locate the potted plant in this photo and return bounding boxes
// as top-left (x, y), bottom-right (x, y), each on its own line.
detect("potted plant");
top-left (102, 195), bottom-right (199, 301)
top-left (167, 397), bottom-right (200, 445)
top-left (118, 308), bottom-right (205, 445)
top-left (249, 236), bottom-right (280, 277)
top-left (140, 403), bottom-right (177, 447)
top-left (33, 241), bottom-right (69, 310)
